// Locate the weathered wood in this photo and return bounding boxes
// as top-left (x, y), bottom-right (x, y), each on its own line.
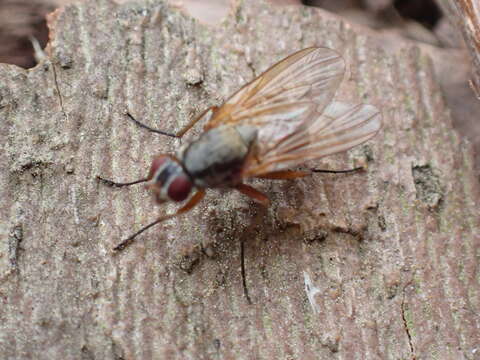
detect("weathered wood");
top-left (441, 0), bottom-right (480, 98)
top-left (0, 0), bottom-right (479, 359)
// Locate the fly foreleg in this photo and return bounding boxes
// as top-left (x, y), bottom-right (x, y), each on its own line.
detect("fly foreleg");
top-left (96, 176), bottom-right (148, 188)
top-left (112, 189), bottom-right (206, 251)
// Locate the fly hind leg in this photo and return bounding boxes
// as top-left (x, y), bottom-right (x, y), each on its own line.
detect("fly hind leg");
top-left (255, 167), bottom-right (363, 180)
top-left (233, 166), bottom-right (362, 205)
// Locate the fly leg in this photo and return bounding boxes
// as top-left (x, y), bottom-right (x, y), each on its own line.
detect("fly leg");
top-left (233, 183), bottom-right (271, 304)
top-left (113, 189), bottom-right (206, 251)
top-left (255, 170), bottom-right (311, 179)
top-left (96, 176), bottom-right (148, 187)
top-left (125, 106), bottom-right (218, 138)
top-left (255, 167), bottom-right (363, 180)
top-left (311, 167), bottom-right (363, 174)
top-left (98, 106), bottom-right (218, 186)
top-left (234, 183), bottom-right (270, 206)
top-left (240, 236), bottom-right (252, 304)
top-left (241, 167), bottom-right (362, 204)
top-left (236, 167), bottom-right (361, 303)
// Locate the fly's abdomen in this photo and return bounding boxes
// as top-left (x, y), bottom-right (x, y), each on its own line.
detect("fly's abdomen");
top-left (181, 125), bottom-right (257, 187)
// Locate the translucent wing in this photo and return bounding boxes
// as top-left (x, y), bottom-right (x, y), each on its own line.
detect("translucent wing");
top-left (206, 47), bottom-right (345, 148)
top-left (242, 102), bottom-right (382, 177)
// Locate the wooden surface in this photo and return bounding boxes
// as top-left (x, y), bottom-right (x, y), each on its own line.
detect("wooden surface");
top-left (442, 0), bottom-right (480, 97)
top-left (0, 0), bottom-right (479, 359)
top-left (435, 0), bottom-right (480, 172)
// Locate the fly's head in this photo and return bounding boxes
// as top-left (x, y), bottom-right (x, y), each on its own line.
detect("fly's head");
top-left (146, 155), bottom-right (193, 203)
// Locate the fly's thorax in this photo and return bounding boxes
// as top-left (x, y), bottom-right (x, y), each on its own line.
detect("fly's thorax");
top-left (180, 124), bottom-right (257, 188)
top-left (146, 155), bottom-right (193, 203)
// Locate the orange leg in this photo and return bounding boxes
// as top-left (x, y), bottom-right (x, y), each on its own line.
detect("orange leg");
top-left (113, 189), bottom-right (206, 251)
top-left (235, 184), bottom-right (270, 206)
top-left (256, 167), bottom-right (363, 180)
top-left (255, 169), bottom-right (311, 180)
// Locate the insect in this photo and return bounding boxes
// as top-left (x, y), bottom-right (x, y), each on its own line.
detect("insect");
top-left (99, 47), bottom-right (382, 252)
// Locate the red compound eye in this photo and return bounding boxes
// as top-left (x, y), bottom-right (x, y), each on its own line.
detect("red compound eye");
top-left (148, 156), bottom-right (169, 180)
top-left (167, 174), bottom-right (192, 202)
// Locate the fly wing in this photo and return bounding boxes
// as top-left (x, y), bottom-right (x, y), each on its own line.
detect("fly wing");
top-left (242, 102), bottom-right (382, 177)
top-left (206, 47), bottom-right (345, 148)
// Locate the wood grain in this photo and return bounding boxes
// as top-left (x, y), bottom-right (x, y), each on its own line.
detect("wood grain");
top-left (0, 0), bottom-right (478, 359)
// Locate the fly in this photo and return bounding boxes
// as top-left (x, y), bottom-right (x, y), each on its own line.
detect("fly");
top-left (99, 47), bottom-right (382, 252)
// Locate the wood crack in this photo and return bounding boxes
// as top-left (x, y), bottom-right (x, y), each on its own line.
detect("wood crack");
top-left (401, 283), bottom-right (416, 360)
top-left (51, 62), bottom-right (67, 119)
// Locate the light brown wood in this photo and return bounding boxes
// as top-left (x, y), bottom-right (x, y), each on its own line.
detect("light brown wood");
top-left (0, 0), bottom-right (479, 359)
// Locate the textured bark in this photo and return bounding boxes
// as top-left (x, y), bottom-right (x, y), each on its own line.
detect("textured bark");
top-left (433, 0), bottom-right (480, 172)
top-left (0, 0), bottom-right (479, 359)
